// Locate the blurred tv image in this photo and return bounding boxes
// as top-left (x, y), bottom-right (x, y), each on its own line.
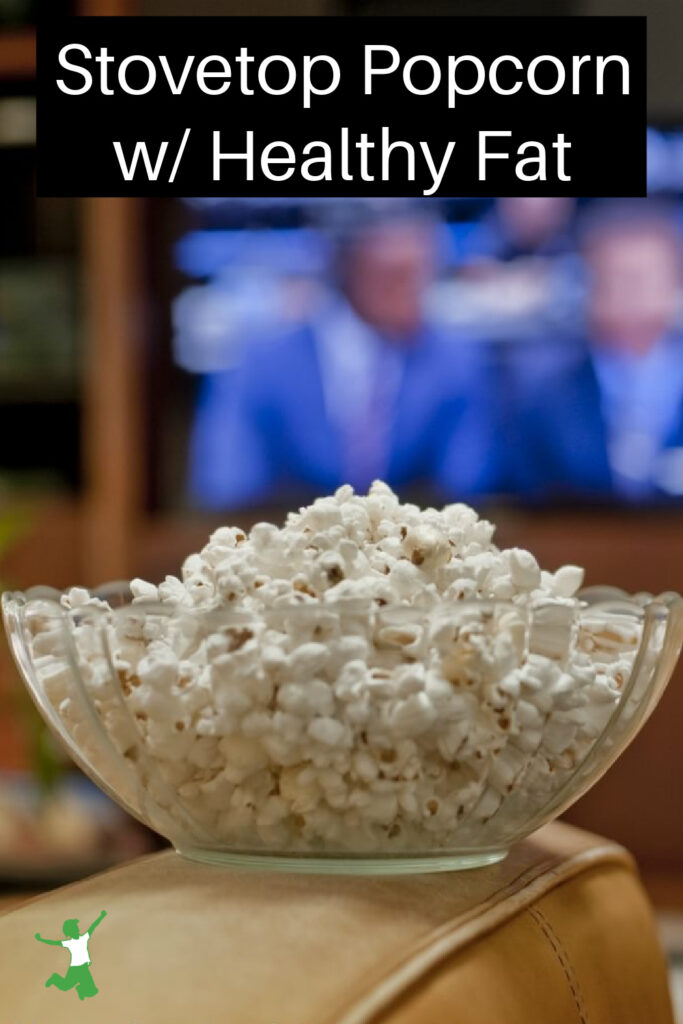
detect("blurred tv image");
top-left (170, 129), bottom-right (683, 512)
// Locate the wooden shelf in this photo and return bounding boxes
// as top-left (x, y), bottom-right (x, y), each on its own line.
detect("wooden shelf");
top-left (0, 29), bottom-right (36, 82)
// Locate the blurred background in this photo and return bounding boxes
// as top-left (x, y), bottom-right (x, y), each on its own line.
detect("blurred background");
top-left (0, 0), bottom-right (681, 932)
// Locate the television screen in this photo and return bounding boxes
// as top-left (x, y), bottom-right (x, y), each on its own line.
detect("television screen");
top-left (166, 128), bottom-right (683, 512)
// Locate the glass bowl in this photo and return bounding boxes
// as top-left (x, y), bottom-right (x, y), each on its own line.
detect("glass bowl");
top-left (3, 582), bottom-right (682, 874)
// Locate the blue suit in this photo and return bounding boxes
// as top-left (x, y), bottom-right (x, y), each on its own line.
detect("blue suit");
top-left (189, 324), bottom-right (499, 509)
top-left (510, 342), bottom-right (683, 501)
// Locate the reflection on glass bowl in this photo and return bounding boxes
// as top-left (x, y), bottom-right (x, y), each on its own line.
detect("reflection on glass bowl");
top-left (3, 582), bottom-right (682, 874)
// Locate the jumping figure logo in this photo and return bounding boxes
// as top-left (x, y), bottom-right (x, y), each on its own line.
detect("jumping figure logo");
top-left (35, 909), bottom-right (107, 1000)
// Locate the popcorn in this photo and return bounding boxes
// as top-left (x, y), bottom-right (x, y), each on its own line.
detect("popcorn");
top-left (26, 481), bottom-right (642, 854)
top-left (387, 692), bottom-right (437, 737)
top-left (308, 717), bottom-right (349, 748)
top-left (506, 548), bottom-right (541, 591)
top-left (551, 564), bottom-right (585, 598)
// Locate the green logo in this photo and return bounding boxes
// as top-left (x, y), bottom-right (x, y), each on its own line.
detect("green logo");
top-left (35, 910), bottom-right (107, 1001)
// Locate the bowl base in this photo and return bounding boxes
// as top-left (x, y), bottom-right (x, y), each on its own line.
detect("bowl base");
top-left (174, 846), bottom-right (509, 875)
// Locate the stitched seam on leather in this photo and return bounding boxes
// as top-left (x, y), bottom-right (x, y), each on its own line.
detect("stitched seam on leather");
top-left (529, 906), bottom-right (589, 1024)
top-left (328, 848), bottom-right (630, 1024)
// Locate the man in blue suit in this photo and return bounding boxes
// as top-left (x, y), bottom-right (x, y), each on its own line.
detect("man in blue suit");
top-left (189, 210), bottom-right (499, 509)
top-left (512, 202), bottom-right (683, 502)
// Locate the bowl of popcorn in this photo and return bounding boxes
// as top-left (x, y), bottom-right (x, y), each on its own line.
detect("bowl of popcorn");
top-left (4, 483), bottom-right (683, 874)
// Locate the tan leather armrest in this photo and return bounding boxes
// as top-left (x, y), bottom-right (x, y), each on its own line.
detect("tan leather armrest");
top-left (382, 864), bottom-right (673, 1024)
top-left (0, 821), bottom-right (673, 1024)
